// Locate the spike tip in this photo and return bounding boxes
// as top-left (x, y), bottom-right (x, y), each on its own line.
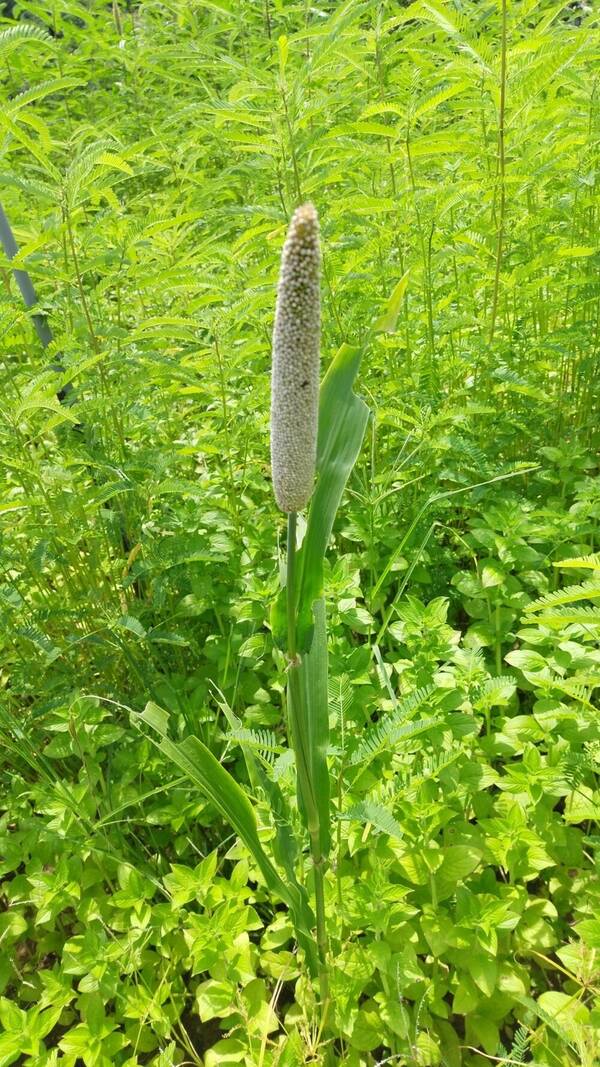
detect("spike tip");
top-left (271, 203), bottom-right (321, 513)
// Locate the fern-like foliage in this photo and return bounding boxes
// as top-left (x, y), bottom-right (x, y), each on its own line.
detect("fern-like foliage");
top-left (328, 673), bottom-right (352, 729)
top-left (390, 745), bottom-right (465, 800)
top-left (514, 995), bottom-right (578, 1053)
top-left (508, 1025), bottom-right (530, 1065)
top-left (554, 680), bottom-right (596, 712)
top-left (271, 748), bottom-right (295, 783)
top-left (474, 675), bottom-right (516, 708)
top-left (554, 553), bottom-right (600, 570)
top-left (534, 606), bottom-right (600, 628)
top-left (16, 624), bottom-right (59, 661)
top-left (0, 308), bottom-right (27, 336)
top-left (226, 727), bottom-right (282, 766)
top-left (525, 581), bottom-right (600, 613)
top-left (0, 25), bottom-right (51, 62)
top-left (8, 78), bottom-right (82, 115)
top-left (564, 741), bottom-right (600, 789)
top-left (343, 800), bottom-right (403, 842)
top-left (351, 685), bottom-right (439, 767)
top-left (0, 171), bottom-right (57, 201)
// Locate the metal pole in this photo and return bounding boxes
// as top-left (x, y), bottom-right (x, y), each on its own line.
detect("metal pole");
top-left (0, 200), bottom-right (72, 399)
top-left (0, 200), bottom-right (54, 347)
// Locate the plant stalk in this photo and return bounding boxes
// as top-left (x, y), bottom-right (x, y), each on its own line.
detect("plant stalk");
top-left (286, 512), bottom-right (330, 1009)
top-left (489, 0), bottom-right (507, 344)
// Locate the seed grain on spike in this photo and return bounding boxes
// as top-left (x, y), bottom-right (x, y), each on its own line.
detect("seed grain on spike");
top-left (271, 203), bottom-right (321, 514)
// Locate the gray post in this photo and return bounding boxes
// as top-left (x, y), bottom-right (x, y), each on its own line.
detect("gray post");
top-left (0, 201), bottom-right (54, 347)
top-left (0, 200), bottom-right (72, 399)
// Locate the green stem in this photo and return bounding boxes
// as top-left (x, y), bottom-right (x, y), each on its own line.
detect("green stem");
top-left (280, 82), bottom-right (302, 203)
top-left (406, 126), bottom-right (435, 364)
top-left (214, 335), bottom-right (241, 536)
top-left (489, 0), bottom-right (507, 344)
top-left (310, 830), bottom-right (330, 1006)
top-left (287, 511), bottom-right (298, 658)
top-left (286, 515), bottom-right (317, 828)
top-left (286, 512), bottom-right (330, 1011)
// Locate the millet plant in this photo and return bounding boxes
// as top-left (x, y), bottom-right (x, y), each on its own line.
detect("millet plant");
top-left (139, 203), bottom-right (370, 1017)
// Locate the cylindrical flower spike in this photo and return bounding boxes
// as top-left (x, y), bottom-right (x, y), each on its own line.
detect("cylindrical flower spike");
top-left (271, 202), bottom-right (321, 513)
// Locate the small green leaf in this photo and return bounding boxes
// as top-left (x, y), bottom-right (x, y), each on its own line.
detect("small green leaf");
top-left (205, 1038), bottom-right (247, 1067)
top-left (435, 846), bottom-right (482, 900)
top-left (376, 994), bottom-right (410, 1038)
top-left (537, 991), bottom-right (589, 1043)
top-left (574, 918), bottom-right (600, 948)
top-left (467, 1014), bottom-right (499, 1055)
top-left (505, 649), bottom-right (548, 672)
top-left (196, 979), bottom-right (235, 1022)
top-left (0, 996), bottom-right (25, 1031)
top-left (481, 560), bottom-right (505, 588)
top-left (97, 151), bottom-right (133, 175)
top-left (116, 614), bottom-right (146, 638)
top-left (350, 1007), bottom-right (381, 1052)
top-left (470, 953), bottom-right (498, 997)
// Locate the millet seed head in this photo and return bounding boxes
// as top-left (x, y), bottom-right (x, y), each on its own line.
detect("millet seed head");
top-left (270, 202), bottom-right (321, 513)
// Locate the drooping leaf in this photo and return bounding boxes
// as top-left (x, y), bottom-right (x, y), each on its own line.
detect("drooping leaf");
top-left (135, 703), bottom-right (318, 976)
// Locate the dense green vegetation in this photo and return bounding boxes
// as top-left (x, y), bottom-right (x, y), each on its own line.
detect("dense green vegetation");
top-left (1, 0), bottom-right (599, 1064)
